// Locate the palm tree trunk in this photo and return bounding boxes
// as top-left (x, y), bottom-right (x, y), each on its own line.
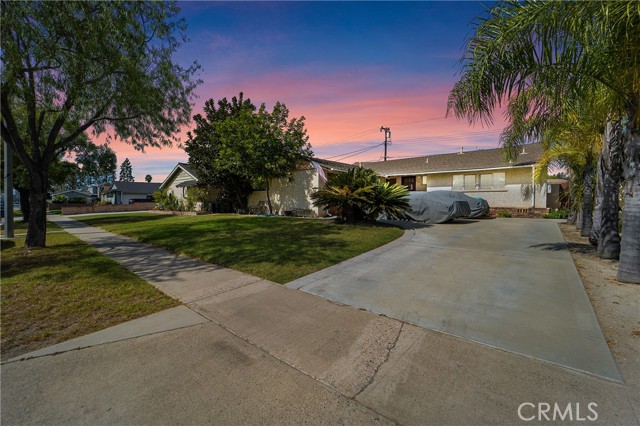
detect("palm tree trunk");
top-left (617, 122), bottom-right (640, 283)
top-left (580, 153), bottom-right (595, 237)
top-left (597, 120), bottom-right (623, 259)
top-left (589, 150), bottom-right (604, 246)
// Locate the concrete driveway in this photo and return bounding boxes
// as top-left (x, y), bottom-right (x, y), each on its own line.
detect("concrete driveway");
top-left (288, 218), bottom-right (620, 382)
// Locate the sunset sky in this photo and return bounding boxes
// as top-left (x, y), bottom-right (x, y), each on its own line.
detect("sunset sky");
top-left (108, 1), bottom-right (508, 182)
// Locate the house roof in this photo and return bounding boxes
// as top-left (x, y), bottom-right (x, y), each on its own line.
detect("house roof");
top-left (106, 181), bottom-right (161, 194)
top-left (361, 144), bottom-right (544, 176)
top-left (160, 162), bottom-right (200, 190)
top-left (53, 190), bottom-right (93, 197)
top-left (311, 158), bottom-right (353, 172)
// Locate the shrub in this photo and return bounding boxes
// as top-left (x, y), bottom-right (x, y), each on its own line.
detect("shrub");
top-left (52, 195), bottom-right (67, 203)
top-left (153, 189), bottom-right (180, 211)
top-left (544, 208), bottom-right (569, 219)
top-left (497, 210), bottom-right (512, 218)
top-left (68, 196), bottom-right (87, 204)
top-left (311, 167), bottom-right (411, 223)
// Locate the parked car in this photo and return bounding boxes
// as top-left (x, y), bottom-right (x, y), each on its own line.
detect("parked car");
top-left (128, 198), bottom-right (154, 204)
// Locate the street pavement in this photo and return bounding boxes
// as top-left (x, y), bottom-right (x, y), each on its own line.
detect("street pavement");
top-left (2, 215), bottom-right (638, 425)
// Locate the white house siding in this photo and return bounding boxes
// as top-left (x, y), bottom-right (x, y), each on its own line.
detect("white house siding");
top-left (417, 167), bottom-right (546, 209)
top-left (165, 169), bottom-right (195, 202)
top-left (248, 168), bottom-right (323, 216)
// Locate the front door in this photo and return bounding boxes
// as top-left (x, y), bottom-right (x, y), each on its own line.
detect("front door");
top-left (402, 176), bottom-right (416, 191)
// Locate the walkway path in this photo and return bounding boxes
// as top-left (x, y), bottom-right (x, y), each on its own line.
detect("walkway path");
top-left (2, 216), bottom-right (638, 425)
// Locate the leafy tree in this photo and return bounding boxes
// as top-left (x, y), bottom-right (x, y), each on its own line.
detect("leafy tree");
top-left (311, 167), bottom-right (410, 223)
top-left (186, 93), bottom-right (313, 213)
top-left (447, 1), bottom-right (640, 283)
top-left (1, 1), bottom-right (200, 247)
top-left (186, 93), bottom-right (256, 210)
top-left (74, 141), bottom-right (117, 188)
top-left (119, 158), bottom-right (134, 182)
top-left (145, 174), bottom-right (152, 183)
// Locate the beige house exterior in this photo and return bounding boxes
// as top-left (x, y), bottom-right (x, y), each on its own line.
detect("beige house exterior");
top-left (362, 144), bottom-right (548, 210)
top-left (160, 159), bottom-right (350, 216)
top-left (161, 145), bottom-right (553, 215)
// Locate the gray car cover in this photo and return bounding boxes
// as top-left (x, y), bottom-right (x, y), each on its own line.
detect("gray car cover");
top-left (403, 191), bottom-right (489, 223)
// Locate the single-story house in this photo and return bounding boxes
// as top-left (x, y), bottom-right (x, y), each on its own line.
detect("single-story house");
top-left (362, 144), bottom-right (551, 210)
top-left (162, 144), bottom-right (558, 217)
top-left (51, 189), bottom-right (96, 202)
top-left (101, 181), bottom-right (161, 204)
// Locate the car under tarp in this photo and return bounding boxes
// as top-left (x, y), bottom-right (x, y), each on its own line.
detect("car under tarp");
top-left (403, 191), bottom-right (490, 223)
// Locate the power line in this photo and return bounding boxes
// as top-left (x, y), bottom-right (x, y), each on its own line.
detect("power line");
top-left (331, 143), bottom-right (385, 162)
top-left (324, 142), bottom-right (384, 160)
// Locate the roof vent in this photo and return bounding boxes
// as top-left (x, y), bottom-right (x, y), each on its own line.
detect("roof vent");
top-left (425, 157), bottom-right (429, 164)
top-left (521, 146), bottom-right (527, 154)
top-left (459, 146), bottom-right (464, 154)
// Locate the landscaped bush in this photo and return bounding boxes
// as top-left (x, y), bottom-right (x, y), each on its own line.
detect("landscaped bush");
top-left (311, 167), bottom-right (411, 223)
top-left (153, 189), bottom-right (180, 211)
top-left (497, 210), bottom-right (512, 218)
top-left (544, 208), bottom-right (569, 219)
top-left (52, 195), bottom-right (67, 203)
top-left (68, 196), bottom-right (87, 204)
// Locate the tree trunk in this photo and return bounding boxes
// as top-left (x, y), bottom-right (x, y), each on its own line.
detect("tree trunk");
top-left (597, 120), bottom-right (623, 259)
top-left (18, 187), bottom-right (30, 222)
top-left (617, 122), bottom-right (640, 283)
top-left (580, 155), bottom-right (595, 237)
top-left (265, 178), bottom-right (273, 215)
top-left (25, 171), bottom-right (48, 248)
top-left (589, 150), bottom-right (604, 246)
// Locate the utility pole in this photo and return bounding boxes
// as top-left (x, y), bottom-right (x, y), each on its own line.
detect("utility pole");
top-left (380, 126), bottom-right (391, 161)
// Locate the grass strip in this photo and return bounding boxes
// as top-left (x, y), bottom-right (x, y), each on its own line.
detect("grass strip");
top-left (1, 225), bottom-right (179, 360)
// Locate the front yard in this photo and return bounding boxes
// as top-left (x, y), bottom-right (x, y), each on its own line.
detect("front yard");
top-left (1, 222), bottom-right (179, 360)
top-left (78, 213), bottom-right (404, 284)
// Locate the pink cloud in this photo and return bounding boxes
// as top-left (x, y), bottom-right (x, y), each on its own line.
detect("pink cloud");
top-left (91, 66), bottom-right (509, 180)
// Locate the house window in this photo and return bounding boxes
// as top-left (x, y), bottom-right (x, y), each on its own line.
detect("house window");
top-left (387, 178), bottom-right (397, 184)
top-left (453, 172), bottom-right (506, 190)
top-left (453, 175), bottom-right (463, 190)
top-left (480, 174), bottom-right (493, 190)
top-left (402, 176), bottom-right (416, 191)
top-left (464, 174), bottom-right (476, 190)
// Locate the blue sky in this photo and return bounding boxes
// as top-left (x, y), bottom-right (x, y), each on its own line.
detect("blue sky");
top-left (112, 1), bottom-right (507, 181)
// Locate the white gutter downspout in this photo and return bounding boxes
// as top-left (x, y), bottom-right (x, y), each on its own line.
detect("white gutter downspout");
top-left (531, 165), bottom-right (536, 209)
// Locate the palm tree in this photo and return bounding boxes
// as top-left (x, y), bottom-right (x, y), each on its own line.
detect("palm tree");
top-left (448, 1), bottom-right (640, 283)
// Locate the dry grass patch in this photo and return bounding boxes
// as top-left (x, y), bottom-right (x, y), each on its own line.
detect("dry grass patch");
top-left (1, 227), bottom-right (178, 360)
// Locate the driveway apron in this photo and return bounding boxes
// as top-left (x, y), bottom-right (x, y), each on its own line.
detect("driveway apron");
top-left (288, 218), bottom-right (621, 382)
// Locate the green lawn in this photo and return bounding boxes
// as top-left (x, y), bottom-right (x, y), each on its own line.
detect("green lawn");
top-left (1, 225), bottom-right (179, 360)
top-left (78, 213), bottom-right (404, 284)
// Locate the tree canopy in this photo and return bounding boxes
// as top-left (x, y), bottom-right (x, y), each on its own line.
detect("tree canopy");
top-left (1, 1), bottom-right (200, 247)
top-left (74, 142), bottom-right (117, 187)
top-left (119, 158), bottom-right (134, 182)
top-left (185, 93), bottom-right (313, 213)
top-left (447, 0), bottom-right (640, 283)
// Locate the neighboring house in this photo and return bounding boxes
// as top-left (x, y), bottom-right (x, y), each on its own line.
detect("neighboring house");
top-left (362, 144), bottom-right (549, 210)
top-left (51, 189), bottom-right (96, 202)
top-left (159, 163), bottom-right (202, 202)
top-left (101, 181), bottom-right (161, 204)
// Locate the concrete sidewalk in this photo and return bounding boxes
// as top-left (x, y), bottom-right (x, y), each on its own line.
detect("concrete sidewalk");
top-left (2, 216), bottom-right (638, 425)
